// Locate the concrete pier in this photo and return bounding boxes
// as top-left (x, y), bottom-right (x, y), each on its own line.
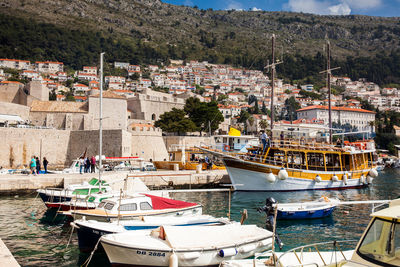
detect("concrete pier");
top-left (0, 239), bottom-right (19, 267)
top-left (0, 170), bottom-right (229, 193)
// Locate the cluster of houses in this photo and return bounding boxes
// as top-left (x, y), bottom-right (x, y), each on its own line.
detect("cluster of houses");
top-left (0, 57), bottom-right (385, 134)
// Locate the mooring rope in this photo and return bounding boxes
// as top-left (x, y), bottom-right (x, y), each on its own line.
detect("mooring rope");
top-left (81, 238), bottom-right (101, 267)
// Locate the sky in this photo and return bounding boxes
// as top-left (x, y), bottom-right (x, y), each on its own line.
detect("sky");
top-left (162, 0), bottom-right (400, 17)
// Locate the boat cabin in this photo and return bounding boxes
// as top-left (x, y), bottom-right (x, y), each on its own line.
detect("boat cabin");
top-left (96, 194), bottom-right (200, 215)
top-left (246, 140), bottom-right (376, 172)
top-left (351, 200), bottom-right (400, 266)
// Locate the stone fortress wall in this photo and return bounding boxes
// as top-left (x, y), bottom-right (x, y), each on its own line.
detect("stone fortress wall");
top-left (0, 83), bottom-right (185, 168)
top-left (127, 89), bottom-right (185, 121)
top-left (0, 127), bottom-right (168, 169)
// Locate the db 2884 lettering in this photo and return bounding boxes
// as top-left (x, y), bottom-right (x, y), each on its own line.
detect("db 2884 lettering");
top-left (136, 250), bottom-right (166, 257)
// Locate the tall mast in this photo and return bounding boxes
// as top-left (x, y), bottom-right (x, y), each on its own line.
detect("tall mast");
top-left (265, 34), bottom-right (283, 134)
top-left (270, 34), bottom-right (275, 131)
top-left (99, 52), bottom-right (104, 190)
top-left (327, 41), bottom-right (332, 144)
top-left (320, 40), bottom-right (340, 144)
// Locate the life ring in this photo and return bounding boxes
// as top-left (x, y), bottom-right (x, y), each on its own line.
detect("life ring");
top-left (224, 144), bottom-right (230, 151)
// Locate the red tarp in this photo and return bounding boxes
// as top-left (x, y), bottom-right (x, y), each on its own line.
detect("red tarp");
top-left (144, 194), bottom-right (199, 210)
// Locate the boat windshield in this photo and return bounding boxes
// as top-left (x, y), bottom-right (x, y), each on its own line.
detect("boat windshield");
top-left (357, 217), bottom-right (400, 266)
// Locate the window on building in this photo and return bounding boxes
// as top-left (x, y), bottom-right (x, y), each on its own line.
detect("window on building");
top-left (152, 114), bottom-right (156, 120)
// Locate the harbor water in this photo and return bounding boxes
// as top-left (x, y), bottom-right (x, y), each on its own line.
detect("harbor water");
top-left (0, 169), bottom-right (399, 266)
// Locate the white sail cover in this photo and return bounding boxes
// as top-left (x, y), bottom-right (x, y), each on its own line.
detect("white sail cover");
top-left (163, 224), bottom-right (272, 250)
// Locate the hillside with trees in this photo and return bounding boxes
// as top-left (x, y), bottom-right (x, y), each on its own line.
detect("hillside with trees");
top-left (1, 0), bottom-right (400, 85)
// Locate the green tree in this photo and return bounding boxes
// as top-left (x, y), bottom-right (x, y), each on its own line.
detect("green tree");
top-left (259, 119), bottom-right (269, 131)
top-left (184, 97), bottom-right (224, 134)
top-left (154, 108), bottom-right (197, 135)
top-left (284, 96), bottom-right (301, 121)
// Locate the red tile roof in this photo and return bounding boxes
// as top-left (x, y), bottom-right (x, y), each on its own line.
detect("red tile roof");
top-left (296, 105), bottom-right (375, 114)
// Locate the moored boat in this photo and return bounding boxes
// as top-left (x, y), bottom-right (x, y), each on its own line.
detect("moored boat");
top-left (63, 193), bottom-right (202, 222)
top-left (37, 178), bottom-right (112, 203)
top-left (44, 191), bottom-right (116, 211)
top-left (100, 224), bottom-right (273, 266)
top-left (222, 139), bottom-right (378, 191)
top-left (276, 197), bottom-right (339, 220)
top-left (73, 215), bottom-right (232, 252)
top-left (223, 198), bottom-right (400, 267)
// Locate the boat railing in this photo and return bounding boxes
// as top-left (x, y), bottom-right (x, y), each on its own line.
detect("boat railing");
top-left (270, 239), bottom-right (357, 267)
top-left (269, 139), bottom-right (374, 153)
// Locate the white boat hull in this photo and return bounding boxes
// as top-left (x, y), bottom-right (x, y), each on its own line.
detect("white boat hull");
top-left (101, 224), bottom-right (273, 267)
top-left (101, 243), bottom-right (270, 266)
top-left (70, 206), bottom-right (203, 222)
top-left (226, 165), bottom-right (367, 191)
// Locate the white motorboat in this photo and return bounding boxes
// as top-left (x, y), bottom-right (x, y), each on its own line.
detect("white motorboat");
top-left (45, 191), bottom-right (117, 211)
top-left (223, 198), bottom-right (400, 267)
top-left (100, 224), bottom-right (273, 266)
top-left (73, 215), bottom-right (232, 252)
top-left (63, 193), bottom-right (202, 222)
top-left (37, 177), bottom-right (112, 203)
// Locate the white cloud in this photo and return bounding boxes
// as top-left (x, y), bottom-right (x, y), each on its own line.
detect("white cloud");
top-left (184, 0), bottom-right (193, 6)
top-left (345, 0), bottom-right (382, 10)
top-left (285, 0), bottom-right (350, 15)
top-left (251, 7), bottom-right (262, 11)
top-left (285, 0), bottom-right (382, 15)
top-left (226, 0), bottom-right (244, 10)
top-left (328, 2), bottom-right (351, 15)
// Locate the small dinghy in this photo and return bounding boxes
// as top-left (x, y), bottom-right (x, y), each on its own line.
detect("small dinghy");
top-left (277, 197), bottom-right (339, 220)
top-left (73, 215), bottom-right (232, 252)
top-left (100, 224), bottom-right (273, 267)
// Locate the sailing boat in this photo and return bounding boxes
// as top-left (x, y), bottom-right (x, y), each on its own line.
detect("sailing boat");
top-left (216, 37), bottom-right (378, 191)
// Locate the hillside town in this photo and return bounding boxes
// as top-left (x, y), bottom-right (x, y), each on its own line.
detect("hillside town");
top-left (0, 58), bottom-right (385, 133)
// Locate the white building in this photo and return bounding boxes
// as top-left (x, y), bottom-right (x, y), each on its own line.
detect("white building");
top-left (296, 105), bottom-right (375, 131)
top-left (35, 61), bottom-right (64, 73)
top-left (105, 76), bottom-right (126, 84)
top-left (0, 59), bottom-right (31, 70)
top-left (83, 66), bottom-right (98, 76)
top-left (114, 62), bottom-right (130, 69)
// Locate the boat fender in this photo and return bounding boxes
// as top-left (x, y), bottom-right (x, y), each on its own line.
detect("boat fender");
top-left (181, 252), bottom-right (201, 260)
top-left (258, 239), bottom-right (271, 247)
top-left (314, 175), bottom-right (321, 183)
top-left (343, 174), bottom-right (348, 185)
top-left (239, 243), bottom-right (257, 253)
top-left (169, 253), bottom-right (178, 267)
top-left (359, 175), bottom-right (365, 185)
top-left (218, 248), bottom-right (238, 257)
top-left (331, 175), bottom-right (339, 182)
top-left (367, 175), bottom-right (373, 184)
top-left (278, 168), bottom-right (288, 180)
top-left (368, 169), bottom-right (378, 178)
top-left (265, 173), bottom-right (276, 183)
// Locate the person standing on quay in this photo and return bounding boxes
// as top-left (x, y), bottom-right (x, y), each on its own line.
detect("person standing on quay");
top-left (43, 157), bottom-right (48, 174)
top-left (36, 157), bottom-right (41, 175)
top-left (85, 157), bottom-right (91, 173)
top-left (90, 156), bottom-right (96, 173)
top-left (30, 156), bottom-right (36, 175)
top-left (79, 157), bottom-right (85, 174)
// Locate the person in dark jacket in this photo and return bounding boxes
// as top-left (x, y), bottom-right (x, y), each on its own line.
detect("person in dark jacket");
top-left (257, 197), bottom-right (284, 249)
top-left (35, 157), bottom-right (41, 174)
top-left (43, 157), bottom-right (48, 174)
